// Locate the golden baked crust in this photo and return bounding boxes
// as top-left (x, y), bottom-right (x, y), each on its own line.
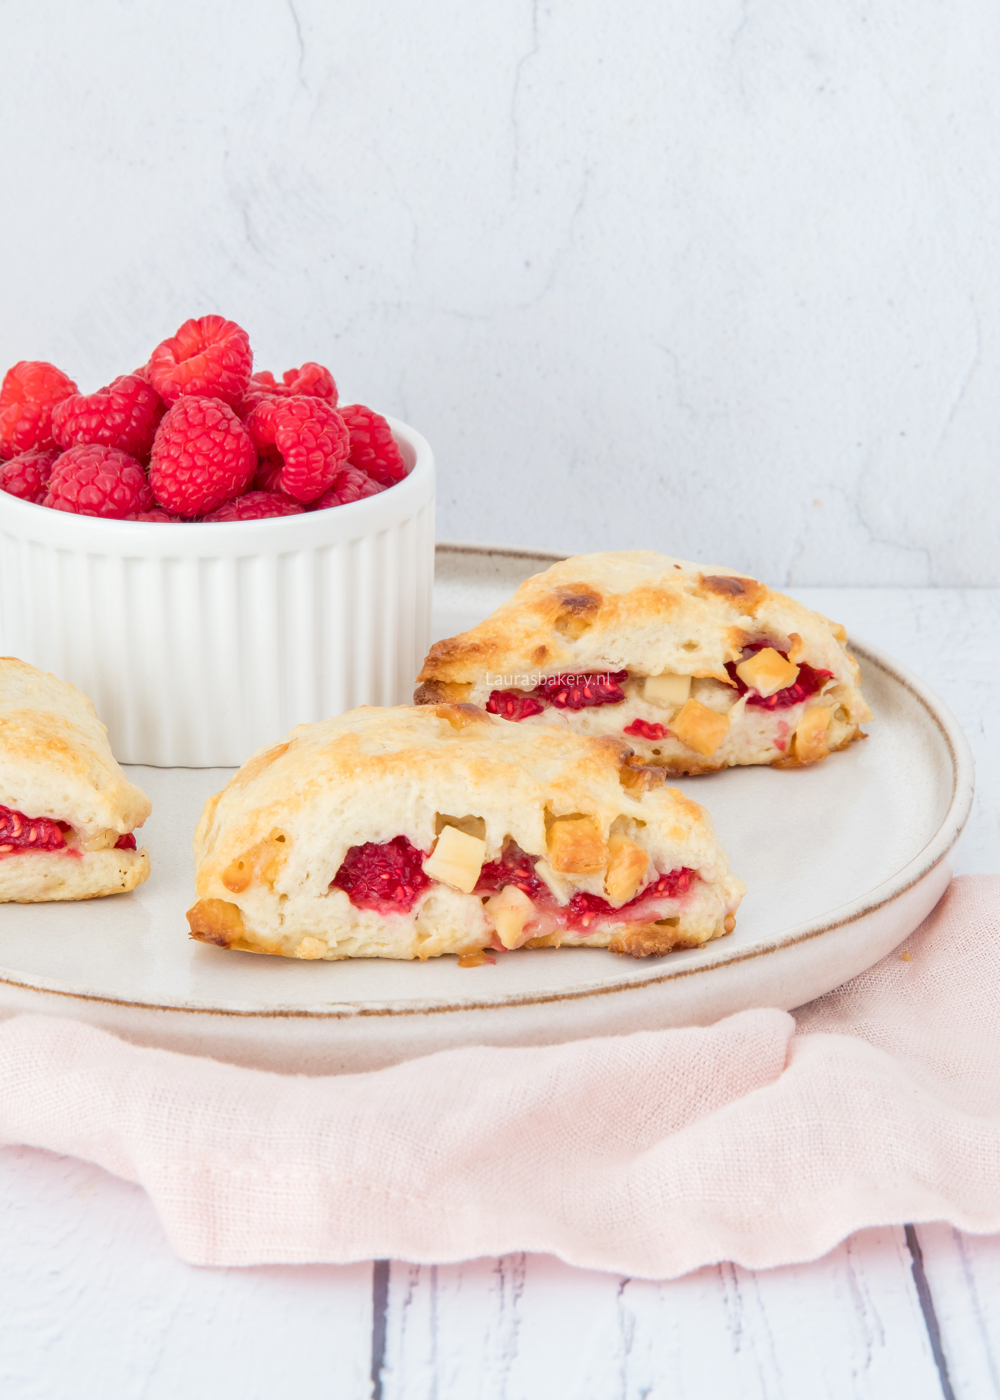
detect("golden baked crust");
top-left (0, 657), bottom-right (151, 902)
top-left (188, 705), bottom-right (744, 961)
top-left (415, 551), bottom-right (871, 773)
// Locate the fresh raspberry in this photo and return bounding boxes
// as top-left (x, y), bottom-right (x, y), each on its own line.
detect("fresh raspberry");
top-left (474, 842), bottom-right (547, 900)
top-left (281, 362), bottom-right (337, 403)
top-left (147, 315), bottom-right (252, 408)
top-left (623, 718), bottom-right (668, 740)
top-left (485, 690), bottom-right (546, 722)
top-left (534, 670), bottom-right (628, 710)
top-left (250, 456), bottom-right (310, 509)
top-left (339, 403), bottom-right (406, 487)
top-left (0, 449), bottom-right (60, 504)
top-left (238, 363), bottom-right (337, 421)
top-left (148, 397), bottom-right (256, 517)
top-left (0, 803), bottom-right (66, 853)
top-left (44, 445), bottom-right (153, 518)
top-left (238, 372), bottom-right (282, 421)
top-left (52, 374), bottom-right (164, 459)
top-left (310, 466), bottom-right (385, 509)
top-left (0, 362), bottom-right (78, 457)
top-left (250, 453), bottom-right (290, 495)
top-left (115, 833), bottom-right (137, 850)
top-left (126, 508), bottom-right (179, 522)
top-left (202, 491), bottom-right (305, 522)
top-left (725, 642), bottom-right (833, 711)
top-left (330, 835), bottom-right (431, 914)
top-left (246, 396), bottom-right (349, 503)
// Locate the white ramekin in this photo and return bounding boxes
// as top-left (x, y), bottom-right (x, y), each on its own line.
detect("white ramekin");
top-left (0, 416), bottom-right (435, 766)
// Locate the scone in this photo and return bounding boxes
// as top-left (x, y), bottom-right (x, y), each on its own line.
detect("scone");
top-left (415, 551), bottom-right (872, 774)
top-left (0, 657), bottom-right (151, 902)
top-left (187, 703), bottom-right (744, 962)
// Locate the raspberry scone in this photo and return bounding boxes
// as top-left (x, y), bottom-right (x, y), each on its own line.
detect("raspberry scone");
top-left (0, 658), bottom-right (151, 902)
top-left (186, 704), bottom-right (744, 962)
top-left (414, 552), bottom-right (872, 775)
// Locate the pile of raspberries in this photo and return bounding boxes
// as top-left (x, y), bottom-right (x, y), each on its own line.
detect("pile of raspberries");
top-left (0, 315), bottom-right (407, 521)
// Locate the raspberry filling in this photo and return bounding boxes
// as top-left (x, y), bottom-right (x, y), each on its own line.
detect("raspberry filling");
top-left (726, 642), bottom-right (833, 710)
top-left (534, 670), bottom-right (628, 710)
top-left (475, 843), bottom-right (696, 941)
top-left (115, 833), bottom-right (137, 850)
top-left (486, 671), bottom-right (629, 722)
top-left (0, 804), bottom-right (66, 854)
top-left (565, 868), bottom-right (695, 930)
top-left (474, 842), bottom-right (547, 900)
top-left (623, 718), bottom-right (668, 740)
top-left (331, 835), bottom-right (431, 914)
top-left (330, 831), bottom-right (696, 941)
top-left (485, 691), bottom-right (546, 722)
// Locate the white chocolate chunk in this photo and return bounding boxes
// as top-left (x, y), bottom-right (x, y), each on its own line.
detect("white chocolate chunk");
top-left (547, 815), bottom-right (607, 874)
top-left (794, 706), bottom-right (832, 763)
top-left (485, 885), bottom-right (536, 950)
top-left (422, 824), bottom-right (487, 893)
top-left (80, 828), bottom-right (122, 852)
top-left (642, 673), bottom-right (691, 708)
top-left (671, 699), bottom-right (730, 757)
top-left (605, 833), bottom-right (649, 905)
top-left (735, 647), bottom-right (798, 698)
top-left (532, 858), bottom-right (572, 905)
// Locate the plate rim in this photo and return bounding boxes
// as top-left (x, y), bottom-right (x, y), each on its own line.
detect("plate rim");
top-left (0, 548), bottom-right (975, 1021)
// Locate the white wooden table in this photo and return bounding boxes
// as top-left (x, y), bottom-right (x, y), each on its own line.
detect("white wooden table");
top-left (1, 587), bottom-right (998, 1399)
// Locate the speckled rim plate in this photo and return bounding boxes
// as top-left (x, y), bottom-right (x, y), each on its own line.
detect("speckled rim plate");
top-left (0, 544), bottom-right (976, 1074)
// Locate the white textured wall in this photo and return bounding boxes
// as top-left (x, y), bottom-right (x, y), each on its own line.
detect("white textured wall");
top-left (1, 0), bottom-right (997, 584)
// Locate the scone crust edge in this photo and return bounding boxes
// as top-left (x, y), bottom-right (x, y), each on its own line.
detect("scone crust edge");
top-left (0, 657), bottom-right (152, 835)
top-left (414, 551), bottom-right (869, 724)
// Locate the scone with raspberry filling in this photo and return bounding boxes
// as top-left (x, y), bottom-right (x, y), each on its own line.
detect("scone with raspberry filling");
top-left (187, 704), bottom-right (743, 962)
top-left (0, 658), bottom-right (151, 902)
top-left (414, 551), bottom-right (871, 775)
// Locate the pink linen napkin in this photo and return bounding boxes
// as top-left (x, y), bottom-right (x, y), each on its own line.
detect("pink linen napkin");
top-left (1, 874), bottom-right (998, 1278)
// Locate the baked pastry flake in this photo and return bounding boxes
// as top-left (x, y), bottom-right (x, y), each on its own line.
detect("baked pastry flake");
top-left (0, 657), bottom-right (151, 902)
top-left (187, 704), bottom-right (744, 962)
top-left (414, 551), bottom-right (871, 773)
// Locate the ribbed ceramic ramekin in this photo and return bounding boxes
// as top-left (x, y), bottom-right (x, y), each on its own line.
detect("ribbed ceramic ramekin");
top-left (0, 417), bottom-right (434, 766)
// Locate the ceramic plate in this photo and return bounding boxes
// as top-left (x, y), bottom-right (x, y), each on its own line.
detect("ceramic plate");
top-left (0, 544), bottom-right (974, 1073)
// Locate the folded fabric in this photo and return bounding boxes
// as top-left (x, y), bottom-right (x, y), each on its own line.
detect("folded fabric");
top-left (1, 875), bottom-right (998, 1277)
